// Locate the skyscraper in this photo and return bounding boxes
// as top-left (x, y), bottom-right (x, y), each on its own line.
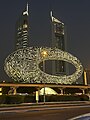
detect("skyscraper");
top-left (50, 11), bottom-right (66, 75)
top-left (15, 3), bottom-right (29, 50)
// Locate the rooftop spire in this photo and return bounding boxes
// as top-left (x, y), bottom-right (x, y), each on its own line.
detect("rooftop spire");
top-left (50, 11), bottom-right (64, 24)
top-left (50, 11), bottom-right (53, 21)
top-left (23, 2), bottom-right (29, 16)
top-left (27, 2), bottom-right (29, 14)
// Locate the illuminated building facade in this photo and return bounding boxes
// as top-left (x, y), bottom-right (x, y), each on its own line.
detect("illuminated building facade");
top-left (50, 11), bottom-right (66, 75)
top-left (15, 3), bottom-right (29, 50)
top-left (4, 47), bottom-right (83, 84)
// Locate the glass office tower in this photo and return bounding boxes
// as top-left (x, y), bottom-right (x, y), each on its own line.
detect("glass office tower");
top-left (50, 11), bottom-right (66, 75)
top-left (15, 3), bottom-right (29, 50)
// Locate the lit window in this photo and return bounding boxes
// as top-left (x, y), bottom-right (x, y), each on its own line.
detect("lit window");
top-left (23, 24), bottom-right (27, 28)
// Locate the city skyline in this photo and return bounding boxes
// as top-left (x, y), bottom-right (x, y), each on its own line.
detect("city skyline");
top-left (0, 0), bottom-right (90, 81)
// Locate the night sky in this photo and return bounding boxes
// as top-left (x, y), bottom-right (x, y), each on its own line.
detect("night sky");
top-left (0, 0), bottom-right (90, 82)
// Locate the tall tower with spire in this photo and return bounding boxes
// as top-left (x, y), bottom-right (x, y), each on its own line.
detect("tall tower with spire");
top-left (15, 2), bottom-right (29, 50)
top-left (50, 11), bottom-right (67, 75)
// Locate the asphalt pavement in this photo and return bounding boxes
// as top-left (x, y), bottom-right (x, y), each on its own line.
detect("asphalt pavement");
top-left (0, 101), bottom-right (90, 120)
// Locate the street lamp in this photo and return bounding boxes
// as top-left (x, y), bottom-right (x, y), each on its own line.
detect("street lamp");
top-left (41, 50), bottom-right (48, 103)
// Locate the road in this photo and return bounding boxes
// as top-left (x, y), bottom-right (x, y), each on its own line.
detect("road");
top-left (0, 102), bottom-right (90, 120)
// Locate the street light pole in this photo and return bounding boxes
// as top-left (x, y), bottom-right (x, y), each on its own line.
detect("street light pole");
top-left (41, 50), bottom-right (48, 103)
top-left (43, 60), bottom-right (45, 103)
